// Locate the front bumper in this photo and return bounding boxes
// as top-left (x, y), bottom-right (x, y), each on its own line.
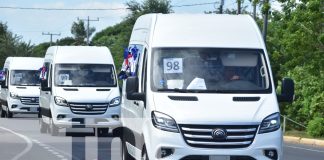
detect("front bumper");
top-left (145, 122), bottom-right (283, 160)
top-left (51, 104), bottom-right (122, 129)
top-left (7, 98), bottom-right (39, 114)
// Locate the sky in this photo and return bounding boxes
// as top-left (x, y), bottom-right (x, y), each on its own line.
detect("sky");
top-left (0, 0), bottom-right (282, 45)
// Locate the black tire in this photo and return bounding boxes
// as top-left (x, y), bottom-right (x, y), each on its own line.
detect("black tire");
top-left (97, 128), bottom-right (109, 137)
top-left (6, 107), bottom-right (13, 118)
top-left (37, 108), bottom-right (41, 118)
top-left (0, 105), bottom-right (5, 118)
top-left (112, 127), bottom-right (123, 138)
top-left (39, 117), bottom-right (48, 134)
top-left (49, 119), bottom-right (59, 136)
top-left (141, 145), bottom-right (149, 160)
top-left (122, 139), bottom-right (134, 160)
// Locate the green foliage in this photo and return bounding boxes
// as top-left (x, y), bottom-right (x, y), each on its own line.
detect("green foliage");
top-left (56, 37), bottom-right (76, 45)
top-left (31, 42), bottom-right (50, 57)
top-left (92, 19), bottom-right (133, 71)
top-left (267, 0), bottom-right (324, 136)
top-left (307, 117), bottom-right (324, 137)
top-left (0, 22), bottom-right (35, 68)
top-left (71, 20), bottom-right (95, 45)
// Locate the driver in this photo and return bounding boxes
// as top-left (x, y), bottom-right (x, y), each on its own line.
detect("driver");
top-left (223, 67), bottom-right (240, 81)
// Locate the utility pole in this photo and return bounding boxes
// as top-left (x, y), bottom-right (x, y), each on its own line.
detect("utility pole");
top-left (78, 16), bottom-right (99, 45)
top-left (252, 0), bottom-right (257, 19)
top-left (219, 0), bottom-right (224, 14)
top-left (42, 32), bottom-right (60, 46)
top-left (237, 0), bottom-right (241, 14)
top-left (262, 0), bottom-right (270, 43)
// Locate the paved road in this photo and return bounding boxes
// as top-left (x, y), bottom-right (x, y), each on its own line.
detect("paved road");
top-left (0, 114), bottom-right (323, 160)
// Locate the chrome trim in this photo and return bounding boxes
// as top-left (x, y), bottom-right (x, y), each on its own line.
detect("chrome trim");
top-left (227, 135), bottom-right (254, 139)
top-left (183, 134), bottom-right (254, 140)
top-left (226, 128), bottom-right (256, 132)
top-left (181, 127), bottom-right (256, 133)
top-left (187, 140), bottom-right (252, 145)
top-left (20, 97), bottom-right (39, 105)
top-left (181, 127), bottom-right (212, 132)
top-left (69, 103), bottom-right (108, 115)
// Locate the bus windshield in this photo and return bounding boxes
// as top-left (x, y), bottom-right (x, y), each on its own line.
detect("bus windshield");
top-left (10, 70), bottom-right (40, 86)
top-left (151, 48), bottom-right (272, 93)
top-left (55, 64), bottom-right (116, 87)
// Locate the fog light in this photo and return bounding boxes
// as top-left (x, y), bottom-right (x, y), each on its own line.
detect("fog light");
top-left (57, 115), bottom-right (66, 120)
top-left (264, 149), bottom-right (278, 160)
top-left (157, 147), bottom-right (174, 158)
top-left (11, 105), bottom-right (18, 109)
top-left (112, 115), bottom-right (119, 120)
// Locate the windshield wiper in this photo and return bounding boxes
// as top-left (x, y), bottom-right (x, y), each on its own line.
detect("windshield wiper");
top-left (157, 88), bottom-right (227, 93)
top-left (157, 88), bottom-right (190, 93)
top-left (157, 88), bottom-right (215, 93)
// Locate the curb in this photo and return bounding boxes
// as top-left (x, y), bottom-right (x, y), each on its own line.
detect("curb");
top-left (284, 136), bottom-right (324, 147)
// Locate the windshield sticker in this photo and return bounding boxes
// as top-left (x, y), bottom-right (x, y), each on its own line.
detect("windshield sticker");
top-left (163, 58), bottom-right (183, 74)
top-left (167, 79), bottom-right (184, 89)
top-left (14, 73), bottom-right (23, 82)
top-left (58, 74), bottom-right (70, 84)
top-left (186, 77), bottom-right (207, 90)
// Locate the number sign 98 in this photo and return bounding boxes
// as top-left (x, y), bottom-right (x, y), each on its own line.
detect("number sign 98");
top-left (163, 58), bottom-right (183, 73)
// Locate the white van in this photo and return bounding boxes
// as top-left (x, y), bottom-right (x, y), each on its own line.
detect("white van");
top-left (121, 14), bottom-right (294, 160)
top-left (39, 46), bottom-right (121, 136)
top-left (0, 57), bottom-right (43, 118)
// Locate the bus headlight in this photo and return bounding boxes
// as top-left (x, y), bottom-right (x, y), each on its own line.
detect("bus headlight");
top-left (152, 111), bottom-right (179, 133)
top-left (259, 112), bottom-right (281, 134)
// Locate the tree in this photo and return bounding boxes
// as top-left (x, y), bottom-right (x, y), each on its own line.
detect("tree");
top-left (71, 20), bottom-right (95, 45)
top-left (31, 37), bottom-right (76, 57)
top-left (248, 0), bottom-right (260, 19)
top-left (92, 0), bottom-right (172, 71)
top-left (267, 0), bottom-right (323, 137)
top-left (0, 22), bottom-right (34, 67)
top-left (31, 42), bottom-right (50, 57)
top-left (141, 0), bottom-right (172, 14)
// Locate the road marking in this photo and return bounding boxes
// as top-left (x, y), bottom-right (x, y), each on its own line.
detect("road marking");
top-left (31, 138), bottom-right (72, 160)
top-left (0, 126), bottom-right (33, 160)
top-left (285, 145), bottom-right (324, 153)
top-left (56, 154), bottom-right (65, 158)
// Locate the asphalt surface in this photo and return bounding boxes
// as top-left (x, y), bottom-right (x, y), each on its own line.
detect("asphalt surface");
top-left (0, 114), bottom-right (323, 160)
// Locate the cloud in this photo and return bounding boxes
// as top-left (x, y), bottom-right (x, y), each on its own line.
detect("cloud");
top-left (271, 1), bottom-right (283, 11)
top-left (0, 1), bottom-right (129, 44)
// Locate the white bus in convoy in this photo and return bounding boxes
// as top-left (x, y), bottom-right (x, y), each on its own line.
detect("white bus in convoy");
top-left (39, 46), bottom-right (121, 136)
top-left (0, 57), bottom-right (44, 118)
top-left (121, 14), bottom-right (294, 160)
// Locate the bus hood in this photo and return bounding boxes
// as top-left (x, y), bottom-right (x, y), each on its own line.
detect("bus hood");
top-left (153, 93), bottom-right (279, 124)
top-left (54, 87), bottom-right (118, 103)
top-left (11, 86), bottom-right (40, 97)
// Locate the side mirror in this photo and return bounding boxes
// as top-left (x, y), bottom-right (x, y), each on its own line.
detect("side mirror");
top-left (277, 78), bottom-right (294, 103)
top-left (41, 79), bottom-right (51, 91)
top-left (126, 76), bottom-right (145, 101)
top-left (0, 81), bottom-right (5, 89)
